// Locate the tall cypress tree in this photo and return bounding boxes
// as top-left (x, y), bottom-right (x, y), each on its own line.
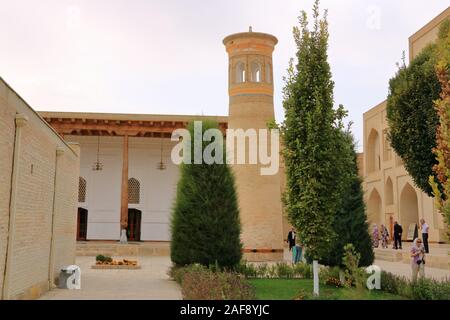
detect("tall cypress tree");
top-left (319, 130), bottom-right (374, 268)
top-left (281, 0), bottom-right (339, 262)
top-left (170, 121), bottom-right (242, 269)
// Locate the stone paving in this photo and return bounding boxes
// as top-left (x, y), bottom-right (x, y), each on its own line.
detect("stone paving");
top-left (374, 259), bottom-right (450, 281)
top-left (283, 247), bottom-right (450, 281)
top-left (39, 256), bottom-right (181, 300)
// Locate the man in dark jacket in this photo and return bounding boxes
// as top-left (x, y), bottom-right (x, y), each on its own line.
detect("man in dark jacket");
top-left (287, 228), bottom-right (296, 252)
top-left (393, 221), bottom-right (403, 250)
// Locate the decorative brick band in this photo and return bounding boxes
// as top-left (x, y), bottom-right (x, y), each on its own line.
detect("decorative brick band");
top-left (242, 248), bottom-right (283, 253)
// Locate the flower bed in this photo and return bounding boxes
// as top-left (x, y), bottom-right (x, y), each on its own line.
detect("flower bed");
top-left (92, 255), bottom-right (140, 269)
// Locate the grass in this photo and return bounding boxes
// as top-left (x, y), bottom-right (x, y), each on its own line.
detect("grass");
top-left (249, 279), bottom-right (406, 300)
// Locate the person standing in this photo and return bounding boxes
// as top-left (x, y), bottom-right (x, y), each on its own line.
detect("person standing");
top-left (294, 239), bottom-right (303, 264)
top-left (381, 224), bottom-right (389, 249)
top-left (393, 221), bottom-right (403, 250)
top-left (411, 237), bottom-right (426, 282)
top-left (372, 224), bottom-right (379, 248)
top-left (287, 228), bottom-right (296, 252)
top-left (420, 219), bottom-right (429, 253)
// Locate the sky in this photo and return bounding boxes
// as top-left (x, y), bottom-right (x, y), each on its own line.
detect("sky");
top-left (1, 1), bottom-right (449, 151)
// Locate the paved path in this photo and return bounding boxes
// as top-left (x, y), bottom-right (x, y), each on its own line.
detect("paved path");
top-left (283, 248), bottom-right (449, 281)
top-left (375, 259), bottom-right (450, 281)
top-left (40, 256), bottom-right (181, 300)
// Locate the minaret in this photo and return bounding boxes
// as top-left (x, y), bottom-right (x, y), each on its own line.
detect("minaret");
top-left (223, 28), bottom-right (284, 261)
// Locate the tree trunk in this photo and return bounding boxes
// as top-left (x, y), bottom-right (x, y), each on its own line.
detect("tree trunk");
top-left (339, 269), bottom-right (345, 285)
top-left (313, 260), bottom-right (319, 296)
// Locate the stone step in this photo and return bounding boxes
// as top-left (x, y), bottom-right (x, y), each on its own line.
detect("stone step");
top-left (76, 241), bottom-right (170, 257)
top-left (375, 248), bottom-right (450, 270)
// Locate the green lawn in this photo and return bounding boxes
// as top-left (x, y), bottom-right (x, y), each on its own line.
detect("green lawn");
top-left (249, 279), bottom-right (406, 300)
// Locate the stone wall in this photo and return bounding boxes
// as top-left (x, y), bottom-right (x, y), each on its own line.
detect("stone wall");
top-left (0, 77), bottom-right (80, 300)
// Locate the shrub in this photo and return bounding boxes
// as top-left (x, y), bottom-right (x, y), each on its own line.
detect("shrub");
top-left (293, 262), bottom-right (312, 279)
top-left (168, 263), bottom-right (208, 284)
top-left (181, 268), bottom-right (256, 300)
top-left (234, 261), bottom-right (258, 278)
top-left (342, 244), bottom-right (366, 289)
top-left (267, 264), bottom-right (278, 279)
top-left (171, 121), bottom-right (242, 269)
top-left (410, 278), bottom-right (450, 300)
top-left (320, 266), bottom-right (342, 285)
top-left (380, 271), bottom-right (411, 297)
top-left (275, 262), bottom-right (294, 279)
top-left (256, 264), bottom-right (268, 278)
top-left (95, 255), bottom-right (112, 263)
top-left (325, 277), bottom-right (343, 288)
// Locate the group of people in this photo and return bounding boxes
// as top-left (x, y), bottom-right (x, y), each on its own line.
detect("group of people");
top-left (371, 219), bottom-right (429, 253)
top-left (287, 228), bottom-right (303, 264)
top-left (286, 219), bottom-right (430, 282)
top-left (371, 221), bottom-right (404, 249)
top-left (371, 219), bottom-right (430, 282)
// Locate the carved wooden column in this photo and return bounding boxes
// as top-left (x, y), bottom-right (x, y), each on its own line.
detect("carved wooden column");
top-left (120, 135), bottom-right (129, 231)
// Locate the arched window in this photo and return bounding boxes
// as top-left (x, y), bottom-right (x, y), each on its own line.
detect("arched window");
top-left (78, 177), bottom-right (86, 203)
top-left (128, 178), bottom-right (140, 204)
top-left (367, 129), bottom-right (380, 173)
top-left (385, 177), bottom-right (394, 205)
top-left (251, 62), bottom-right (262, 82)
top-left (236, 62), bottom-right (246, 83)
top-left (265, 63), bottom-right (271, 83)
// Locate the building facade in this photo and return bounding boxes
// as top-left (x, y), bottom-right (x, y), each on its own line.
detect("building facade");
top-left (363, 7), bottom-right (450, 243)
top-left (38, 29), bottom-right (287, 261)
top-left (0, 77), bottom-right (80, 300)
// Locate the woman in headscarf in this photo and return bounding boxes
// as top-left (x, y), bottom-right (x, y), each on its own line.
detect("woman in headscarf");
top-left (411, 237), bottom-right (426, 281)
top-left (372, 224), bottom-right (379, 248)
top-left (380, 224), bottom-right (389, 248)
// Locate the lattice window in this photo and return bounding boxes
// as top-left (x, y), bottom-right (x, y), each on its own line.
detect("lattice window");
top-left (128, 178), bottom-right (140, 204)
top-left (78, 177), bottom-right (86, 203)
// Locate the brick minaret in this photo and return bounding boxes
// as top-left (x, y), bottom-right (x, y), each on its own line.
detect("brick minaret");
top-left (223, 28), bottom-right (284, 261)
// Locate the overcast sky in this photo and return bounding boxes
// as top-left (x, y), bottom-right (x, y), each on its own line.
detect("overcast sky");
top-left (1, 1), bottom-right (449, 151)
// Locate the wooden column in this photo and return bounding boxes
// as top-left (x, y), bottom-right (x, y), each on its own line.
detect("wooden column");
top-left (120, 135), bottom-right (129, 230)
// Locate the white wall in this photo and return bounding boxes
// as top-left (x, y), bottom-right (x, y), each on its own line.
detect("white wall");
top-left (68, 135), bottom-right (179, 241)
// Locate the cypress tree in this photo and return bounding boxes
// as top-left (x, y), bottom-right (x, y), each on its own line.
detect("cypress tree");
top-left (319, 130), bottom-right (374, 268)
top-left (170, 121), bottom-right (242, 269)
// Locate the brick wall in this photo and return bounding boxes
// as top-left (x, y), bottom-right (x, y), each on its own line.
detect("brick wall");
top-left (52, 143), bottom-right (80, 281)
top-left (0, 79), bottom-right (15, 296)
top-left (0, 77), bottom-right (80, 299)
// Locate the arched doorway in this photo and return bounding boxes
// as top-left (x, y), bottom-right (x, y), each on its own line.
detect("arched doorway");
top-left (77, 208), bottom-right (88, 241)
top-left (127, 209), bottom-right (142, 241)
top-left (367, 188), bottom-right (382, 226)
top-left (400, 183), bottom-right (419, 238)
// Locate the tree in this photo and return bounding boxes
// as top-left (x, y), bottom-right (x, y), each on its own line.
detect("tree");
top-left (319, 130), bottom-right (374, 268)
top-left (386, 21), bottom-right (450, 196)
top-left (170, 121), bottom-right (242, 269)
top-left (281, 0), bottom-right (342, 295)
top-left (429, 20), bottom-right (450, 239)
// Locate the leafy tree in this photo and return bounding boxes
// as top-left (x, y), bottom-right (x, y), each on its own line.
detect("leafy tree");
top-left (281, 0), bottom-right (339, 262)
top-left (170, 121), bottom-right (242, 269)
top-left (429, 20), bottom-right (450, 239)
top-left (386, 21), bottom-right (450, 196)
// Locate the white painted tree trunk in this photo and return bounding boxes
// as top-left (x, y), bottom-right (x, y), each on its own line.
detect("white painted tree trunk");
top-left (313, 260), bottom-right (319, 296)
top-left (339, 269), bottom-right (345, 285)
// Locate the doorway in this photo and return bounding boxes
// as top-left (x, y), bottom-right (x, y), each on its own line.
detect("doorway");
top-left (77, 208), bottom-right (88, 241)
top-left (127, 209), bottom-right (142, 241)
